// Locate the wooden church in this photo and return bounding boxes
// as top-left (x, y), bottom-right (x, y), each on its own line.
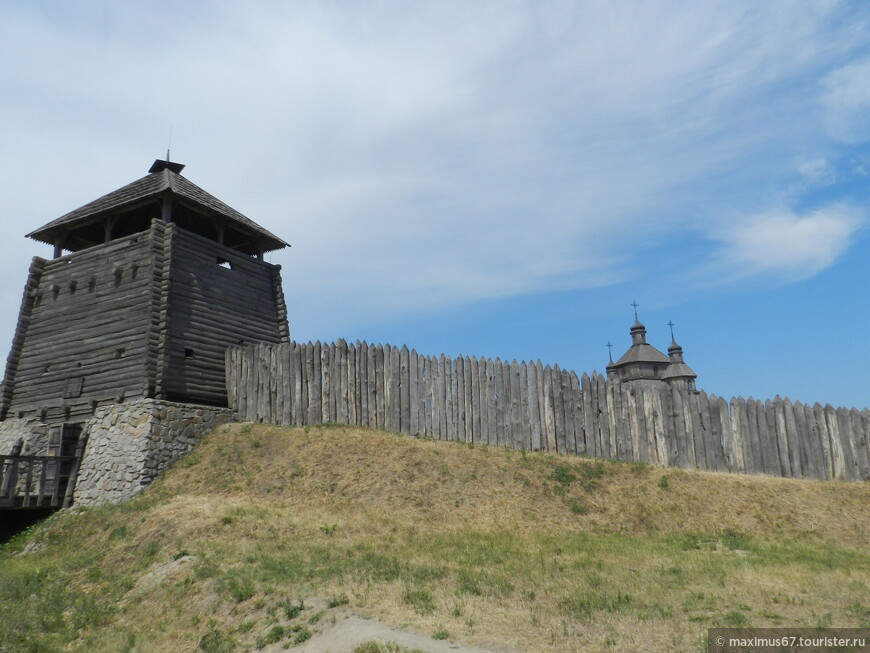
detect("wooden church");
top-left (0, 159), bottom-right (290, 427)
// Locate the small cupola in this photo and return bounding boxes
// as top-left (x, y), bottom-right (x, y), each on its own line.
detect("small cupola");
top-left (661, 321), bottom-right (697, 391)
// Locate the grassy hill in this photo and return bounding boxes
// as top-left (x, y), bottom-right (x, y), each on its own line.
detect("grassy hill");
top-left (1, 423), bottom-right (869, 653)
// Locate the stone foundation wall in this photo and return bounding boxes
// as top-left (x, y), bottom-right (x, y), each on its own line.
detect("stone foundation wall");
top-left (73, 399), bottom-right (235, 507)
top-left (0, 417), bottom-right (48, 455)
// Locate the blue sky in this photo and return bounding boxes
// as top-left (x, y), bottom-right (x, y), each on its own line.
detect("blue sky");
top-left (0, 1), bottom-right (868, 409)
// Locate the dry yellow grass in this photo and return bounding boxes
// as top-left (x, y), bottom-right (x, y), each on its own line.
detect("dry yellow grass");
top-left (3, 422), bottom-right (869, 653)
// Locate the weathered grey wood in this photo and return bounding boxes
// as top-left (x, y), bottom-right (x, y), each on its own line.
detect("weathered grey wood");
top-left (780, 398), bottom-right (801, 478)
top-left (471, 356), bottom-right (486, 443)
top-left (320, 342), bottom-right (332, 423)
top-left (802, 403), bottom-right (824, 479)
top-left (698, 391), bottom-right (720, 471)
top-left (440, 354), bottom-right (450, 440)
top-left (409, 349), bottom-right (419, 435)
top-left (509, 360), bottom-right (521, 449)
top-left (856, 409), bottom-right (870, 480)
top-left (491, 359), bottom-right (503, 447)
top-left (594, 374), bottom-right (627, 458)
top-left (837, 407), bottom-right (857, 481)
top-left (532, 361), bottom-right (545, 452)
top-left (749, 399), bottom-right (773, 475)
top-left (364, 342), bottom-right (375, 428)
top-left (347, 341), bottom-right (357, 425)
top-left (650, 386), bottom-right (668, 466)
top-left (525, 364), bottom-right (540, 452)
top-left (374, 344), bottom-right (385, 430)
top-left (661, 385), bottom-right (680, 466)
top-left (738, 397), bottom-right (757, 474)
top-left (726, 398), bottom-right (744, 473)
top-left (398, 346), bottom-right (409, 434)
top-left (540, 365), bottom-right (554, 452)
top-left (569, 372), bottom-right (583, 455)
top-left (291, 343), bottom-right (303, 426)
top-left (553, 365), bottom-right (573, 454)
top-left (792, 402), bottom-right (813, 479)
top-left (390, 345), bottom-right (401, 434)
top-left (463, 356), bottom-right (473, 443)
top-left (454, 356), bottom-right (466, 442)
top-left (857, 409), bottom-right (870, 480)
top-left (580, 373), bottom-right (594, 457)
top-left (310, 341), bottom-right (322, 424)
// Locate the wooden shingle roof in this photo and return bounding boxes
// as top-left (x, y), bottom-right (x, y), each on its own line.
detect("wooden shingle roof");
top-left (26, 161), bottom-right (289, 253)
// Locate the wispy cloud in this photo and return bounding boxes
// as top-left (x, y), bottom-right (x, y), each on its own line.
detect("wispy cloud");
top-left (706, 206), bottom-right (864, 282)
top-left (823, 57), bottom-right (870, 144)
top-left (0, 1), bottom-right (869, 338)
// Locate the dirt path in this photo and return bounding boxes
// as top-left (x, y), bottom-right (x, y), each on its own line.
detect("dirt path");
top-left (265, 605), bottom-right (522, 653)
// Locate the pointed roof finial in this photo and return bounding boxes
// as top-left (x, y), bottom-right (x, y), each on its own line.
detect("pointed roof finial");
top-left (606, 341), bottom-right (614, 363)
top-left (631, 299), bottom-right (640, 322)
top-left (667, 320), bottom-right (676, 342)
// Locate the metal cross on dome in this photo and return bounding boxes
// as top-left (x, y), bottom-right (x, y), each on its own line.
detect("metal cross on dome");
top-left (631, 300), bottom-right (639, 321)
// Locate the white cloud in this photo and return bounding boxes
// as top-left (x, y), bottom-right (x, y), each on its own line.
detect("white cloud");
top-left (709, 207), bottom-right (863, 282)
top-left (0, 1), bottom-right (869, 340)
top-left (795, 157), bottom-right (835, 184)
top-left (823, 58), bottom-right (870, 143)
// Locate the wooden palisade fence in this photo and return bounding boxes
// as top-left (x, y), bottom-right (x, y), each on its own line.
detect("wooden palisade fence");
top-left (226, 341), bottom-right (870, 481)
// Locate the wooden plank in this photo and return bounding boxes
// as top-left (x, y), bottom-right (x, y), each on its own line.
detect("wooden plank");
top-left (543, 365), bottom-right (559, 453)
top-left (594, 375), bottom-right (608, 459)
top-left (750, 399), bottom-right (775, 476)
top-left (569, 370), bottom-right (583, 456)
top-left (837, 407), bottom-right (857, 481)
top-left (698, 391), bottom-right (721, 471)
top-left (463, 356), bottom-right (473, 443)
top-left (726, 398), bottom-right (744, 473)
top-left (492, 359), bottom-right (504, 447)
top-left (454, 356), bottom-right (466, 442)
top-left (481, 358), bottom-right (493, 445)
top-left (468, 357), bottom-right (480, 444)
top-left (740, 397), bottom-right (759, 474)
top-left (347, 341), bottom-right (357, 426)
top-left (783, 398), bottom-right (802, 478)
top-left (534, 362), bottom-right (547, 452)
top-left (375, 344), bottom-right (389, 429)
top-left (858, 410), bottom-right (870, 480)
top-left (436, 354), bottom-right (450, 440)
top-left (366, 342), bottom-right (376, 428)
top-left (321, 342), bottom-right (332, 423)
top-left (356, 342), bottom-right (367, 428)
top-left (509, 360), bottom-right (522, 450)
top-left (527, 363), bottom-right (541, 452)
top-left (793, 401), bottom-right (815, 479)
top-left (389, 345), bottom-right (400, 433)
top-left (551, 366), bottom-right (566, 454)
top-left (659, 386), bottom-right (676, 466)
top-left (668, 385), bottom-right (687, 467)
top-left (581, 373), bottom-right (594, 458)
top-left (423, 355), bottom-right (433, 438)
top-left (291, 343), bottom-right (303, 426)
top-left (311, 341), bottom-right (323, 424)
top-left (409, 348), bottom-right (419, 435)
top-left (445, 355), bottom-right (456, 442)
top-left (804, 403), bottom-right (827, 480)
top-left (399, 346), bottom-right (410, 434)
top-left (609, 376), bottom-right (623, 461)
top-left (337, 339), bottom-right (348, 424)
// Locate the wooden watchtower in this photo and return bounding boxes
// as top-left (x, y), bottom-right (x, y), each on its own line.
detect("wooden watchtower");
top-left (0, 159), bottom-right (290, 427)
